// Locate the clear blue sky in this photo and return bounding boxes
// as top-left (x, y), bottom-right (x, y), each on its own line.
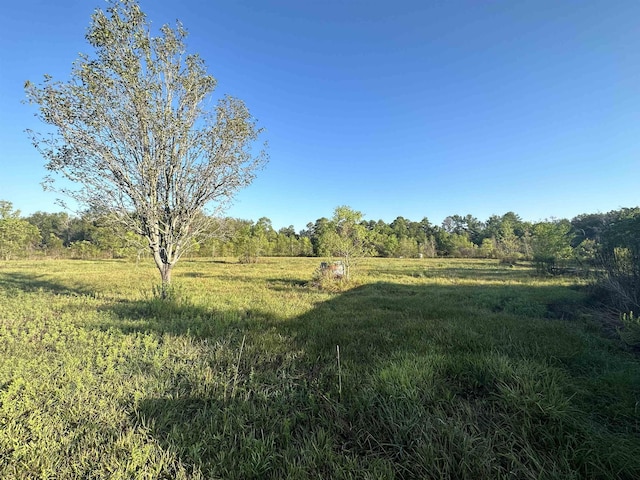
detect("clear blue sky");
top-left (1, 0), bottom-right (639, 231)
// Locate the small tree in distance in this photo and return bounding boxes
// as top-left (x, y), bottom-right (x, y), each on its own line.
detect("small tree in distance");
top-left (531, 220), bottom-right (573, 274)
top-left (0, 201), bottom-right (41, 261)
top-left (25, 0), bottom-right (267, 297)
top-left (318, 206), bottom-right (369, 281)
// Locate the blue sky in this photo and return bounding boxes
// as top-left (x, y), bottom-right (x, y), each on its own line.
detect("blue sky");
top-left (1, 0), bottom-right (639, 231)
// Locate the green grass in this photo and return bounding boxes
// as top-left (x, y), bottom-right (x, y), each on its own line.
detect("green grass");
top-left (0, 257), bottom-right (639, 479)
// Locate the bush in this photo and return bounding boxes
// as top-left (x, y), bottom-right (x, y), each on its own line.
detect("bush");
top-left (592, 209), bottom-right (640, 312)
top-left (595, 248), bottom-right (640, 312)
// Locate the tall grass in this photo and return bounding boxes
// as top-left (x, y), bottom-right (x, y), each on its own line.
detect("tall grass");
top-left (0, 258), bottom-right (639, 479)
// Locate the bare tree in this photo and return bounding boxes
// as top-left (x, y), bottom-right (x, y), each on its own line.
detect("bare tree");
top-left (25, 0), bottom-right (267, 296)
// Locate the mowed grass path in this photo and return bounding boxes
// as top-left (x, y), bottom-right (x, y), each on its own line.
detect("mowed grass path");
top-left (0, 258), bottom-right (639, 479)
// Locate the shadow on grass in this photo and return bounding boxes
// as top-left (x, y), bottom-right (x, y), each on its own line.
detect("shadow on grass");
top-left (120, 279), bottom-right (640, 479)
top-left (0, 271), bottom-right (94, 296)
top-left (179, 271), bottom-right (211, 278)
top-left (102, 296), bottom-right (277, 340)
top-left (266, 278), bottom-right (308, 290)
top-left (5, 264), bottom-right (634, 478)
top-left (375, 264), bottom-right (539, 282)
top-left (276, 282), bottom-right (587, 365)
top-left (134, 391), bottom-right (338, 479)
top-left (96, 276), bottom-right (586, 344)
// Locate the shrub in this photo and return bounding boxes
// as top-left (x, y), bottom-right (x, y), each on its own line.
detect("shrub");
top-left (592, 209), bottom-right (640, 312)
top-left (595, 247), bottom-right (640, 312)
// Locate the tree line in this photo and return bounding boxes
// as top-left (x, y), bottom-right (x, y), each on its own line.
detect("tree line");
top-left (2, 199), bottom-right (637, 269)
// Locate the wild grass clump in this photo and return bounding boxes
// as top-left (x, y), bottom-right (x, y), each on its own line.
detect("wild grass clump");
top-left (1, 258), bottom-right (639, 479)
top-left (145, 282), bottom-right (192, 314)
top-left (309, 263), bottom-right (353, 292)
top-left (588, 247), bottom-right (640, 346)
top-left (618, 311), bottom-right (640, 347)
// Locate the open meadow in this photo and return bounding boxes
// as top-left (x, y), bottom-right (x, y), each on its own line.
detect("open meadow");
top-left (1, 257), bottom-right (639, 479)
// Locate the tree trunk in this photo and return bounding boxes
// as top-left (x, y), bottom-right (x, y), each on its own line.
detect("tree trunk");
top-left (152, 249), bottom-right (173, 299)
top-left (159, 263), bottom-right (172, 299)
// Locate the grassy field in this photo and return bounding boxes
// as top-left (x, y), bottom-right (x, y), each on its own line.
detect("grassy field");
top-left (0, 257), bottom-right (639, 479)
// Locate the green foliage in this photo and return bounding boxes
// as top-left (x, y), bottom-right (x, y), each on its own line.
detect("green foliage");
top-left (317, 206), bottom-right (369, 280)
top-left (441, 213), bottom-right (484, 244)
top-left (479, 237), bottom-right (496, 258)
top-left (532, 220), bottom-right (573, 274)
top-left (601, 208), bottom-right (640, 254)
top-left (448, 233), bottom-right (478, 258)
top-left (574, 238), bottom-right (598, 264)
top-left (26, 211), bottom-right (71, 248)
top-left (0, 201), bottom-right (40, 260)
top-left (494, 215), bottom-right (523, 261)
top-left (594, 208), bottom-right (640, 311)
top-left (68, 240), bottom-right (101, 259)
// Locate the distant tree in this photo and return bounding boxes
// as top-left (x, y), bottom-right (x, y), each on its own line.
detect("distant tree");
top-left (571, 212), bottom-right (609, 247)
top-left (390, 216), bottom-right (410, 239)
top-left (449, 234), bottom-right (478, 258)
top-left (93, 222), bottom-right (144, 259)
top-left (318, 206), bottom-right (369, 280)
top-left (433, 228), bottom-right (455, 256)
top-left (68, 240), bottom-right (101, 260)
top-left (600, 208), bottom-right (640, 255)
top-left (277, 226), bottom-right (298, 256)
top-left (497, 225), bottom-right (521, 262)
top-left (232, 220), bottom-right (261, 263)
top-left (531, 220), bottom-right (573, 273)
top-left (298, 236), bottom-right (314, 257)
top-left (26, 211), bottom-right (71, 250)
top-left (253, 217), bottom-right (276, 256)
top-left (396, 237), bottom-right (419, 258)
top-left (416, 218), bottom-right (437, 257)
top-left (0, 201), bottom-right (40, 260)
top-left (485, 213), bottom-right (524, 262)
top-left (479, 238), bottom-right (497, 258)
top-left (383, 234), bottom-right (400, 258)
top-left (196, 216), bottom-right (239, 258)
top-left (574, 238), bottom-right (598, 265)
top-left (520, 223), bottom-right (534, 260)
top-left (25, 0), bottom-right (266, 297)
top-left (66, 214), bottom-right (98, 246)
top-left (195, 217), bottom-right (225, 257)
top-left (441, 215), bottom-right (465, 235)
top-left (420, 236), bottom-right (437, 258)
top-left (303, 217), bottom-right (331, 256)
top-left (363, 220), bottom-right (392, 257)
top-left (441, 214), bottom-right (484, 244)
